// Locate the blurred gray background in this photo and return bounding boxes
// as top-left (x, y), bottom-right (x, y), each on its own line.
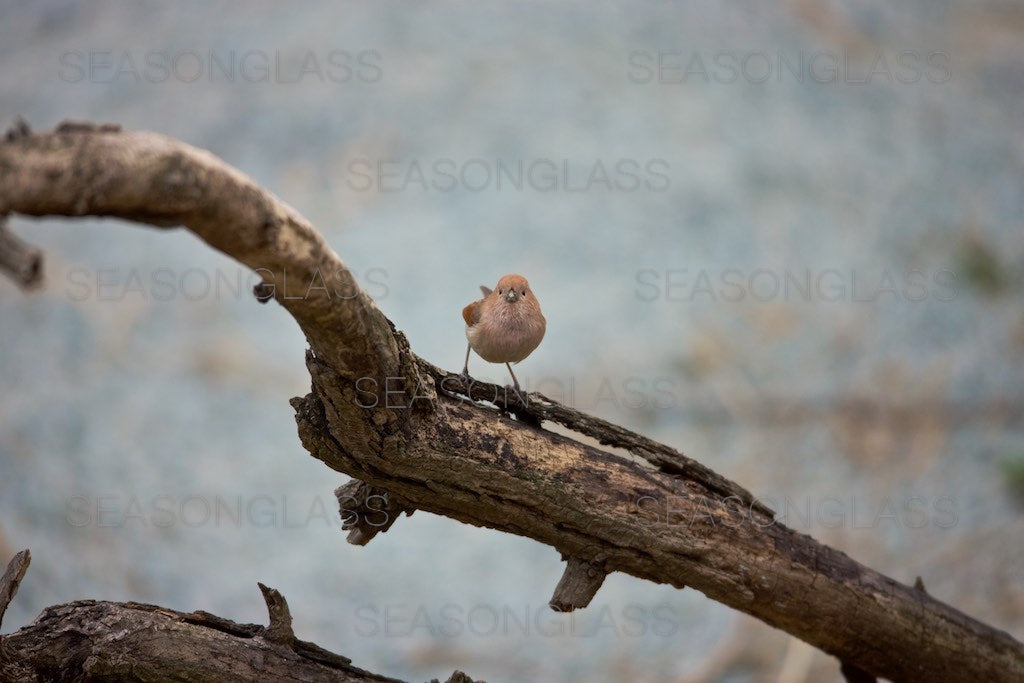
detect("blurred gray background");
top-left (1, 1), bottom-right (1023, 681)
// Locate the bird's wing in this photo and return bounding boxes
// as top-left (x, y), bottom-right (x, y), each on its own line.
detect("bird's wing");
top-left (479, 285), bottom-right (492, 297)
top-left (462, 300), bottom-right (482, 326)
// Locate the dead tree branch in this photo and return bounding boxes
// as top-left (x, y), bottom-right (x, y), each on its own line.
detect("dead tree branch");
top-left (2, 121), bottom-right (1022, 682)
top-left (0, 549), bottom-right (31, 630)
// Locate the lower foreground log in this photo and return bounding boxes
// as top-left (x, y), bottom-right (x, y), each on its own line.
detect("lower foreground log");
top-left (0, 552), bottom-right (472, 683)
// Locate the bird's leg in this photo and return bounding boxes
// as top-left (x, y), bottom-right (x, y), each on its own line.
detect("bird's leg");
top-left (504, 362), bottom-right (521, 391)
top-left (460, 344), bottom-right (473, 391)
top-left (505, 362), bottom-right (527, 404)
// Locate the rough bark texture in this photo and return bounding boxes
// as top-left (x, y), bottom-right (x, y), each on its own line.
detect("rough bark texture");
top-left (0, 551), bottom-right (475, 683)
top-left (2, 121), bottom-right (1023, 682)
top-left (2, 601), bottom-right (385, 682)
top-left (0, 593), bottom-right (473, 682)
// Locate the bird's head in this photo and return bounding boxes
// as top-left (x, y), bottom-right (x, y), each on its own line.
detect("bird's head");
top-left (494, 274), bottom-right (533, 304)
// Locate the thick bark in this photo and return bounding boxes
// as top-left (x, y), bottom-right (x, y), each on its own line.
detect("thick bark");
top-left (2, 121), bottom-right (1022, 682)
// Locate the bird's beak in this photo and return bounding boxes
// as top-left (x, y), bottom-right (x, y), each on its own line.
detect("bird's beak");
top-left (505, 289), bottom-right (518, 303)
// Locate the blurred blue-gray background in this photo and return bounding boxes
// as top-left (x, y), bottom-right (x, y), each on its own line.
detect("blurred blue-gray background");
top-left (1, 2), bottom-right (1022, 681)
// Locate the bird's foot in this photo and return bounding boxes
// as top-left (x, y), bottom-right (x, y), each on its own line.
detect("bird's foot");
top-left (460, 369), bottom-right (474, 395)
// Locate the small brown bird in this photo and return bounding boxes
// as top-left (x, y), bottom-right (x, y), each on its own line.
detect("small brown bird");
top-left (462, 274), bottom-right (546, 393)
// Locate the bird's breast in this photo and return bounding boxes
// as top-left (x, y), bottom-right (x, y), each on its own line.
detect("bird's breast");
top-left (466, 308), bottom-right (546, 364)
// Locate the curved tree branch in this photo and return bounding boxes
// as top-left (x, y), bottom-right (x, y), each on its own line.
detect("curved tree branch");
top-left (0, 119), bottom-right (398, 380)
top-left (2, 121), bottom-right (1022, 682)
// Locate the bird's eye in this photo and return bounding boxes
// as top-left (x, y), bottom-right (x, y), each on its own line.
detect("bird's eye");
top-left (498, 289), bottom-right (503, 295)
top-left (521, 290), bottom-right (526, 296)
